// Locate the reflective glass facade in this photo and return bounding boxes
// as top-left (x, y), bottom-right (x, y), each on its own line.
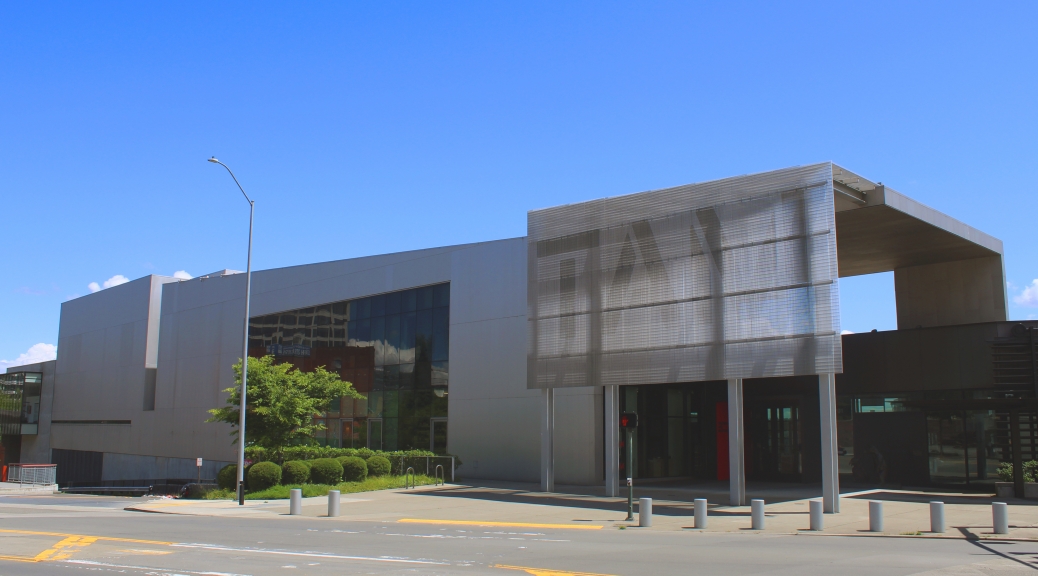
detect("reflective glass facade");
top-left (0, 371), bottom-right (42, 436)
top-left (248, 283), bottom-right (449, 452)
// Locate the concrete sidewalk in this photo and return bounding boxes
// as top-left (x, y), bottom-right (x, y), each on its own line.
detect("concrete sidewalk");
top-left (125, 482), bottom-right (1038, 541)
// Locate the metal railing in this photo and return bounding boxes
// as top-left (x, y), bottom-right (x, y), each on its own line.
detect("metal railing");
top-left (8, 464), bottom-right (56, 485)
top-left (394, 456), bottom-right (455, 482)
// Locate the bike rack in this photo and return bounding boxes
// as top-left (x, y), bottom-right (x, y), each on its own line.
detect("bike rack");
top-left (405, 467), bottom-right (416, 490)
top-left (434, 464), bottom-right (445, 486)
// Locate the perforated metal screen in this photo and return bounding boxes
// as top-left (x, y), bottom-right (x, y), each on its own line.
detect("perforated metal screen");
top-left (527, 163), bottom-right (842, 389)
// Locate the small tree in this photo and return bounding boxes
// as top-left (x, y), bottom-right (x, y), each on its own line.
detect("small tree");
top-left (207, 355), bottom-right (362, 465)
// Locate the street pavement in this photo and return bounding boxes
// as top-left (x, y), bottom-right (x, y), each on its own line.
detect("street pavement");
top-left (1, 488), bottom-right (1037, 575)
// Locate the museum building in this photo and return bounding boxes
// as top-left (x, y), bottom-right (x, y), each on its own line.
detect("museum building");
top-left (4, 162), bottom-right (1035, 506)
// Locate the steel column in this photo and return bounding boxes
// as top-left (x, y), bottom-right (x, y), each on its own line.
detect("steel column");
top-left (819, 373), bottom-right (840, 513)
top-left (727, 378), bottom-right (745, 506)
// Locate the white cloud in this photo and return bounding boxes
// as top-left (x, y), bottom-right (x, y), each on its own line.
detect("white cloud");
top-left (1014, 279), bottom-right (1038, 307)
top-left (0, 343), bottom-right (57, 371)
top-left (88, 274), bottom-right (130, 293)
top-left (173, 270), bottom-right (193, 280)
top-left (840, 330), bottom-right (855, 335)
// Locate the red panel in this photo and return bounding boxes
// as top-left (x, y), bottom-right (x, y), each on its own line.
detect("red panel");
top-left (716, 402), bottom-right (728, 481)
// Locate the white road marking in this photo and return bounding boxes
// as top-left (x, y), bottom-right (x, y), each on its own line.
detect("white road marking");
top-left (170, 543), bottom-right (449, 565)
top-left (62, 559), bottom-right (248, 575)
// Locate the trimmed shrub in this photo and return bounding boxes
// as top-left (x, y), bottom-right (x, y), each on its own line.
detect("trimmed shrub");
top-left (217, 464), bottom-right (237, 490)
top-left (355, 448), bottom-right (374, 460)
top-left (366, 455), bottom-right (391, 477)
top-left (310, 458), bottom-right (344, 485)
top-left (243, 462), bottom-right (256, 490)
top-left (282, 461), bottom-right (310, 485)
top-left (341, 456), bottom-right (368, 482)
top-left (247, 461), bottom-right (282, 491)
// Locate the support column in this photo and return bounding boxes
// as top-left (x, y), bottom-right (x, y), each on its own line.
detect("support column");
top-left (604, 385), bottom-right (619, 497)
top-left (727, 378), bottom-right (745, 506)
top-left (819, 373), bottom-right (840, 513)
top-left (541, 388), bottom-right (555, 492)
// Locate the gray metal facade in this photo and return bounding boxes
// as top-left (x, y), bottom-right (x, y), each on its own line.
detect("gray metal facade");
top-left (528, 163), bottom-right (842, 389)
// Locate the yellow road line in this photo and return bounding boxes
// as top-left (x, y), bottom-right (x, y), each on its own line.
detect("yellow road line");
top-left (493, 563), bottom-right (617, 576)
top-left (0, 528), bottom-right (173, 545)
top-left (398, 519), bottom-right (603, 530)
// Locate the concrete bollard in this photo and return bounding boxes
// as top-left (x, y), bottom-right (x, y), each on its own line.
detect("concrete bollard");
top-left (639, 498), bottom-right (653, 527)
top-left (993, 502), bottom-right (1009, 534)
top-left (328, 490), bottom-right (340, 518)
top-left (694, 498), bottom-right (708, 529)
top-left (869, 501), bottom-right (884, 532)
top-left (930, 501), bottom-right (945, 533)
top-left (751, 499), bottom-right (765, 530)
top-left (809, 499), bottom-right (824, 531)
top-left (289, 488), bottom-right (302, 515)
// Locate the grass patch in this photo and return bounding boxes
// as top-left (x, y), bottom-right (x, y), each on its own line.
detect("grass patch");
top-left (202, 475), bottom-right (439, 500)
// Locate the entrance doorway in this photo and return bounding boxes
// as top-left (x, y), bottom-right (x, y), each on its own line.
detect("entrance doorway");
top-left (368, 418), bottom-right (383, 451)
top-left (430, 417), bottom-right (448, 454)
top-left (748, 401), bottom-right (802, 481)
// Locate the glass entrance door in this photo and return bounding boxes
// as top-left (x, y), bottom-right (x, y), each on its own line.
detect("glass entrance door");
top-left (368, 419), bottom-right (383, 451)
top-left (749, 402), bottom-right (802, 481)
top-left (430, 418), bottom-right (448, 454)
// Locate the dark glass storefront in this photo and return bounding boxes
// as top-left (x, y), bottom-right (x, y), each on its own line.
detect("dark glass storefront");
top-left (248, 283), bottom-right (449, 453)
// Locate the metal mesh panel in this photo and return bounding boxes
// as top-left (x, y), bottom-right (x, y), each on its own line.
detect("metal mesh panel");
top-left (527, 163), bottom-right (842, 389)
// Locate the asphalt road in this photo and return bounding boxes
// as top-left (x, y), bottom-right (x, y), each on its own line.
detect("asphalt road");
top-left (1, 495), bottom-right (1037, 575)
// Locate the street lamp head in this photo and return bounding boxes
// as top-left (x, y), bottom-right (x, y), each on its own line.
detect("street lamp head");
top-left (208, 157), bottom-right (219, 163)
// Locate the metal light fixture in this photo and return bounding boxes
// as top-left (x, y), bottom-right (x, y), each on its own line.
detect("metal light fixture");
top-left (207, 156), bottom-right (255, 506)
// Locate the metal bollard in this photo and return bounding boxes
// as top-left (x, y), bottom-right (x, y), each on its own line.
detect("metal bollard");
top-left (639, 498), bottom-right (653, 527)
top-left (694, 498), bottom-right (708, 529)
top-left (809, 499), bottom-right (824, 531)
top-left (328, 490), bottom-right (340, 518)
top-left (869, 501), bottom-right (884, 532)
top-left (751, 499), bottom-right (765, 530)
top-left (289, 488), bottom-right (302, 515)
top-left (993, 502), bottom-right (1009, 534)
top-left (930, 501), bottom-right (945, 533)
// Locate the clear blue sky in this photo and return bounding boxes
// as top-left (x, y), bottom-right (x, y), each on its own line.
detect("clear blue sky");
top-left (2, 1), bottom-right (1036, 368)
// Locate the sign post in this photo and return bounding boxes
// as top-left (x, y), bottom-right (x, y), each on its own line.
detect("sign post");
top-left (196, 458), bottom-right (203, 484)
top-left (620, 412), bottom-right (638, 522)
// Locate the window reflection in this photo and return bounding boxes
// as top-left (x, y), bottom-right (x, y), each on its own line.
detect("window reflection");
top-left (248, 284), bottom-right (449, 451)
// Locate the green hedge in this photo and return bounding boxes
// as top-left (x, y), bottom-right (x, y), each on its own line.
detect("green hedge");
top-left (282, 461), bottom-right (311, 485)
top-left (245, 446), bottom-right (439, 462)
top-left (366, 455), bottom-right (391, 477)
top-left (217, 464), bottom-right (238, 490)
top-left (248, 462), bottom-right (282, 491)
top-left (310, 458), bottom-right (344, 484)
top-left (341, 456), bottom-right (368, 482)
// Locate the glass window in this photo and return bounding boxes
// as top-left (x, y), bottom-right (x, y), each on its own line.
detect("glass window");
top-left (371, 317), bottom-right (385, 366)
top-left (366, 391), bottom-right (383, 417)
top-left (384, 365), bottom-right (400, 390)
top-left (384, 391), bottom-right (398, 418)
top-left (402, 289), bottom-right (417, 313)
top-left (434, 283), bottom-right (450, 308)
top-left (247, 283), bottom-right (449, 452)
top-left (417, 286), bottom-right (434, 310)
top-left (385, 315), bottom-right (401, 365)
top-left (400, 312), bottom-right (416, 364)
top-left (415, 362), bottom-right (432, 389)
top-left (399, 363), bottom-right (415, 390)
top-left (432, 307), bottom-right (449, 362)
top-left (385, 292), bottom-right (401, 315)
top-left (384, 418), bottom-right (398, 451)
top-left (416, 310), bottom-right (433, 362)
top-left (370, 295), bottom-right (385, 317)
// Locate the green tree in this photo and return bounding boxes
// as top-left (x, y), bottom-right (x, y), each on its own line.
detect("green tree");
top-left (207, 355), bottom-right (362, 464)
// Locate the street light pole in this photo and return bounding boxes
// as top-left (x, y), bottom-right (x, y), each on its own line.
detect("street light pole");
top-left (208, 157), bottom-right (254, 506)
